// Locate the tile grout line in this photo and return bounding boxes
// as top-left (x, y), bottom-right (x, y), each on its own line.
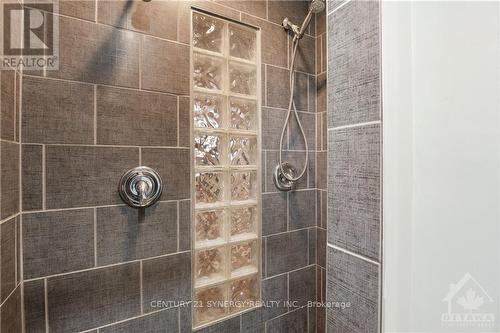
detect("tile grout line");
top-left (93, 208), bottom-right (97, 266)
top-left (176, 201), bottom-right (180, 252)
top-left (22, 199), bottom-right (181, 215)
top-left (177, 96), bottom-right (180, 147)
top-left (24, 249), bottom-right (192, 283)
top-left (44, 278), bottom-right (49, 332)
top-left (140, 260), bottom-right (144, 315)
top-left (42, 144), bottom-right (46, 210)
top-left (327, 243), bottom-right (380, 266)
top-left (94, 85), bottom-right (97, 144)
top-left (328, 120), bottom-right (381, 132)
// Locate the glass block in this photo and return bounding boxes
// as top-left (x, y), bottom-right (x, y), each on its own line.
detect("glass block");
top-left (194, 53), bottom-right (225, 91)
top-left (195, 247), bottom-right (226, 286)
top-left (231, 207), bottom-right (257, 241)
top-left (230, 98), bottom-right (257, 130)
top-left (230, 275), bottom-right (258, 313)
top-left (194, 285), bottom-right (227, 326)
top-left (196, 209), bottom-right (225, 247)
top-left (194, 93), bottom-right (225, 129)
top-left (231, 240), bottom-right (258, 277)
top-left (231, 171), bottom-right (257, 201)
top-left (230, 136), bottom-right (257, 166)
top-left (194, 133), bottom-right (223, 166)
top-left (229, 62), bottom-right (256, 96)
top-left (195, 172), bottom-right (224, 204)
top-left (193, 12), bottom-right (224, 53)
top-left (229, 24), bottom-right (256, 61)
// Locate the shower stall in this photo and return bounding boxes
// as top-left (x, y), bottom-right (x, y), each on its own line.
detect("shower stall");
top-left (1, 0), bottom-right (498, 332)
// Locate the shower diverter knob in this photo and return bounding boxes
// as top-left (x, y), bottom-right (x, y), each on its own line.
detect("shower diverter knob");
top-left (118, 166), bottom-right (163, 208)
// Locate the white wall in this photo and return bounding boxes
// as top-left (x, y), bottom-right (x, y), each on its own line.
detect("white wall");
top-left (382, 1), bottom-right (500, 332)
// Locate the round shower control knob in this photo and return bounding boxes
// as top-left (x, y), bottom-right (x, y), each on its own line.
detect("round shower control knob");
top-left (118, 166), bottom-right (163, 208)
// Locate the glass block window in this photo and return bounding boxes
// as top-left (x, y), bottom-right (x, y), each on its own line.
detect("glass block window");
top-left (191, 11), bottom-right (261, 328)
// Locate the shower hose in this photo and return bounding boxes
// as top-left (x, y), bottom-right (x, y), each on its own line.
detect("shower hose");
top-left (278, 35), bottom-right (309, 182)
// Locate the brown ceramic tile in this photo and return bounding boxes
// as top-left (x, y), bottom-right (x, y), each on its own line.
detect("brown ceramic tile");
top-left (45, 145), bottom-right (139, 209)
top-left (60, 0), bottom-right (95, 21)
top-left (262, 192), bottom-right (287, 235)
top-left (308, 151), bottom-right (316, 188)
top-left (317, 151), bottom-right (326, 189)
top-left (322, 112), bottom-right (327, 150)
top-left (0, 285), bottom-right (22, 333)
top-left (316, 35), bottom-right (322, 75)
top-left (292, 34), bottom-right (316, 74)
top-left (15, 71), bottom-right (20, 142)
top-left (47, 263), bottom-right (141, 332)
top-left (327, 1), bottom-right (380, 127)
top-left (179, 96), bottom-right (190, 148)
top-left (262, 107), bottom-right (287, 150)
top-left (309, 74), bottom-right (317, 113)
top-left (179, 199), bottom-right (191, 251)
top-left (23, 209), bottom-right (95, 279)
top-left (289, 189), bottom-right (316, 230)
top-left (98, 0), bottom-right (178, 41)
top-left (16, 217), bottom-right (20, 284)
top-left (1, 141), bottom-right (19, 219)
top-left (288, 111), bottom-right (316, 151)
top-left (328, 124), bottom-right (381, 260)
top-left (96, 202), bottom-right (178, 266)
top-left (266, 229), bottom-right (308, 276)
top-left (24, 279), bottom-right (46, 333)
top-left (141, 148), bottom-right (190, 200)
top-left (267, 307), bottom-right (308, 333)
top-left (317, 228), bottom-right (326, 268)
top-left (100, 308), bottom-right (179, 333)
top-left (22, 144), bottom-right (43, 211)
top-left (320, 190), bottom-right (327, 229)
top-left (240, 274), bottom-right (288, 330)
top-left (289, 265), bottom-right (316, 307)
top-left (141, 35), bottom-right (189, 95)
top-left (1, 217), bottom-right (16, 302)
top-left (47, 16), bottom-right (140, 88)
top-left (266, 66), bottom-right (290, 109)
top-left (316, 11), bottom-right (326, 35)
top-left (293, 71), bottom-right (309, 112)
top-left (267, 1), bottom-right (309, 28)
top-left (317, 72), bottom-right (326, 113)
top-left (22, 75), bottom-right (94, 144)
top-left (241, 14), bottom-right (288, 68)
top-left (309, 227), bottom-right (317, 264)
top-left (26, 0), bottom-right (95, 21)
top-left (1, 69), bottom-right (15, 141)
top-left (97, 85), bottom-right (177, 146)
top-left (326, 247), bottom-right (379, 332)
top-left (321, 32), bottom-right (327, 72)
top-left (178, 1), bottom-right (240, 44)
top-left (142, 252), bottom-right (191, 313)
top-left (195, 316), bottom-right (241, 333)
top-left (216, 0), bottom-right (266, 18)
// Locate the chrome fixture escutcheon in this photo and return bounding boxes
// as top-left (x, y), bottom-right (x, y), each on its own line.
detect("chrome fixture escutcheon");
top-left (273, 162), bottom-right (296, 192)
top-left (118, 166), bottom-right (163, 208)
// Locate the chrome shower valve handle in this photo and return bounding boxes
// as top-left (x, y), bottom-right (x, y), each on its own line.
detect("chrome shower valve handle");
top-left (118, 166), bottom-right (163, 208)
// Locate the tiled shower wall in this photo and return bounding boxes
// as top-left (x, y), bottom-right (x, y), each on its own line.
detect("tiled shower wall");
top-left (326, 0), bottom-right (382, 332)
top-left (0, 35), bottom-right (23, 331)
top-left (15, 1), bottom-right (327, 332)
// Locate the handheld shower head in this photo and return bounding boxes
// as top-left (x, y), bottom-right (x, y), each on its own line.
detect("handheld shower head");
top-left (282, 0), bottom-right (325, 39)
top-left (309, 0), bottom-right (325, 13)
